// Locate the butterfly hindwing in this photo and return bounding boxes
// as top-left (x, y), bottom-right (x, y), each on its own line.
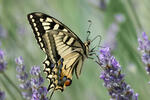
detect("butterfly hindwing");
top-left (27, 12), bottom-right (87, 91)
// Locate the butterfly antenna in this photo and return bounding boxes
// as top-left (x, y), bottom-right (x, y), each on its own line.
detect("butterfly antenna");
top-left (49, 87), bottom-right (55, 100)
top-left (86, 20), bottom-right (92, 41)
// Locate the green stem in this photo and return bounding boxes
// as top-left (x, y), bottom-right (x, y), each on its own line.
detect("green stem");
top-left (127, 0), bottom-right (143, 30)
top-left (0, 77), bottom-right (16, 100)
top-left (2, 72), bottom-right (23, 99)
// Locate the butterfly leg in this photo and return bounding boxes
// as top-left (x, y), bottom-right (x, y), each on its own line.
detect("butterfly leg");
top-left (88, 52), bottom-right (101, 66)
top-left (49, 87), bottom-right (56, 100)
top-left (90, 46), bottom-right (97, 53)
top-left (88, 56), bottom-right (94, 60)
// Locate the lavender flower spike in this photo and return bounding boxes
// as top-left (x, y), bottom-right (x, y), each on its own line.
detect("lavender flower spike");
top-left (15, 56), bottom-right (32, 99)
top-left (138, 32), bottom-right (150, 74)
top-left (30, 66), bottom-right (48, 100)
top-left (15, 56), bottom-right (48, 100)
top-left (99, 47), bottom-right (138, 100)
top-left (16, 56), bottom-right (28, 82)
top-left (0, 49), bottom-right (7, 72)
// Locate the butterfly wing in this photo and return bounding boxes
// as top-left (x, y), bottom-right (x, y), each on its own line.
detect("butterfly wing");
top-left (27, 12), bottom-right (86, 91)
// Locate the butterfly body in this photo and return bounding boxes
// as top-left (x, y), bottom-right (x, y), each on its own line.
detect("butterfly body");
top-left (27, 12), bottom-right (91, 92)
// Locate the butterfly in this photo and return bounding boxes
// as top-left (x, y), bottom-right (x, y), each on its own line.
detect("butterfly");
top-left (27, 12), bottom-right (99, 98)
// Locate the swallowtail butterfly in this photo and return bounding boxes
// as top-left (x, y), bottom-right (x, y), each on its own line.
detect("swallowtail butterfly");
top-left (27, 12), bottom-right (95, 97)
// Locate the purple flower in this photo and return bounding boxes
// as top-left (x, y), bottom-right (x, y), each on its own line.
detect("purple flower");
top-left (0, 49), bottom-right (7, 72)
top-left (17, 25), bottom-right (26, 35)
top-left (15, 56), bottom-right (32, 99)
top-left (99, 47), bottom-right (138, 100)
top-left (99, 0), bottom-right (106, 10)
top-left (16, 57), bottom-right (28, 82)
top-left (30, 66), bottom-right (46, 100)
top-left (138, 32), bottom-right (150, 74)
top-left (104, 14), bottom-right (126, 50)
top-left (30, 66), bottom-right (49, 100)
top-left (30, 66), bottom-right (41, 76)
top-left (22, 92), bottom-right (32, 100)
top-left (15, 56), bottom-right (24, 65)
top-left (0, 25), bottom-right (8, 38)
top-left (15, 57), bottom-right (48, 100)
top-left (38, 87), bottom-right (48, 97)
top-left (30, 66), bottom-right (44, 89)
top-left (114, 14), bottom-right (126, 23)
top-left (16, 65), bottom-right (25, 73)
top-left (19, 80), bottom-right (31, 89)
top-left (104, 22), bottom-right (119, 50)
top-left (138, 32), bottom-right (150, 52)
top-left (0, 90), bottom-right (5, 100)
top-left (16, 72), bottom-right (28, 81)
top-left (31, 87), bottom-right (48, 100)
top-left (31, 76), bottom-right (44, 88)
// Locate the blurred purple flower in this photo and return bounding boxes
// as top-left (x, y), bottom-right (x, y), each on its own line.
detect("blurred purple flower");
top-left (138, 32), bottom-right (150, 74)
top-left (22, 92), bottom-right (32, 100)
top-left (0, 49), bottom-right (7, 72)
top-left (15, 57), bottom-right (48, 100)
top-left (30, 66), bottom-right (47, 100)
top-left (99, 0), bottom-right (107, 10)
top-left (104, 22), bottom-right (119, 49)
top-left (88, 0), bottom-right (107, 10)
top-left (16, 56), bottom-right (32, 99)
top-left (99, 47), bottom-right (138, 100)
top-left (17, 25), bottom-right (26, 35)
top-left (138, 32), bottom-right (150, 52)
top-left (0, 90), bottom-right (5, 100)
top-left (114, 14), bottom-right (126, 23)
top-left (16, 57), bottom-right (28, 82)
top-left (0, 25), bottom-right (8, 38)
top-left (104, 13), bottom-right (125, 50)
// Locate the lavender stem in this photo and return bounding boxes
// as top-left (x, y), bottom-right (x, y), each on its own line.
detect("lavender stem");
top-left (2, 72), bottom-right (23, 99)
top-left (0, 78), bottom-right (16, 100)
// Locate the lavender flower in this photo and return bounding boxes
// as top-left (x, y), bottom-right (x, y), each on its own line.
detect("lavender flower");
top-left (104, 13), bottom-right (125, 50)
top-left (15, 57), bottom-right (48, 100)
top-left (16, 56), bottom-right (28, 82)
top-left (30, 66), bottom-right (48, 100)
top-left (99, 47), bottom-right (138, 100)
top-left (114, 14), bottom-right (126, 23)
top-left (0, 49), bottom-right (7, 72)
top-left (0, 90), bottom-right (5, 100)
top-left (30, 66), bottom-right (41, 76)
top-left (15, 56), bottom-right (32, 99)
top-left (31, 87), bottom-right (48, 100)
top-left (104, 22), bottom-right (119, 49)
top-left (138, 32), bottom-right (150, 74)
top-left (15, 56), bottom-right (24, 65)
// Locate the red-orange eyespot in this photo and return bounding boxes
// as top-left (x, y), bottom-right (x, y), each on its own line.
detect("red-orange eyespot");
top-left (64, 78), bottom-right (72, 86)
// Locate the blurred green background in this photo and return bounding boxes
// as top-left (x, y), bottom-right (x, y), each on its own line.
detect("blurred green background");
top-left (0, 0), bottom-right (150, 100)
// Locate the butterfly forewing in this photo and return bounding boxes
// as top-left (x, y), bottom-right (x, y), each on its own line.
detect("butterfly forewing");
top-left (27, 12), bottom-right (87, 91)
